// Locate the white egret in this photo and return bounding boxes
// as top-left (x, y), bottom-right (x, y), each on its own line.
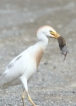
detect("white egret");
top-left (0, 25), bottom-right (68, 106)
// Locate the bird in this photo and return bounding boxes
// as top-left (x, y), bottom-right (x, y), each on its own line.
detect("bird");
top-left (0, 25), bottom-right (61, 106)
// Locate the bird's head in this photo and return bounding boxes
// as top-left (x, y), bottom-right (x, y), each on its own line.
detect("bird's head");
top-left (36, 25), bottom-right (68, 60)
top-left (36, 25), bottom-right (60, 39)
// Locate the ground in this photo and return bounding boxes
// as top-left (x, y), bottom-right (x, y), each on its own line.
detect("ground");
top-left (0, 0), bottom-right (76, 106)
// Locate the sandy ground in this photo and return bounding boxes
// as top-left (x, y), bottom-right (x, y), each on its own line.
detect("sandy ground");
top-left (0, 0), bottom-right (76, 106)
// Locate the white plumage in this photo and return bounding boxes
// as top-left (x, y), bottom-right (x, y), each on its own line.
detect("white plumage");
top-left (0, 25), bottom-right (60, 106)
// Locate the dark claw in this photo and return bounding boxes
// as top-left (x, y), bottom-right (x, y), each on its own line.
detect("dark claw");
top-left (63, 52), bottom-right (67, 61)
top-left (61, 45), bottom-right (68, 61)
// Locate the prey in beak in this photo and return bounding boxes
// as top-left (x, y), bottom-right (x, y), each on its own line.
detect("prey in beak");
top-left (57, 36), bottom-right (68, 61)
top-left (50, 30), bottom-right (68, 60)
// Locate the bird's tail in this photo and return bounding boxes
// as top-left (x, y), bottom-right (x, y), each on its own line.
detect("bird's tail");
top-left (0, 74), bottom-right (5, 88)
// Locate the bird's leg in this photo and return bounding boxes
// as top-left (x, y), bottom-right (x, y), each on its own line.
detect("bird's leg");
top-left (27, 93), bottom-right (36, 106)
top-left (27, 93), bottom-right (37, 106)
top-left (22, 90), bottom-right (26, 106)
top-left (20, 76), bottom-right (37, 106)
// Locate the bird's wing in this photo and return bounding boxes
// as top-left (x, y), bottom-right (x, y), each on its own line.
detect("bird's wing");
top-left (0, 51), bottom-right (30, 87)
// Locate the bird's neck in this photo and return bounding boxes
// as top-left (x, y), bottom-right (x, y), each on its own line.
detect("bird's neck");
top-left (36, 33), bottom-right (48, 50)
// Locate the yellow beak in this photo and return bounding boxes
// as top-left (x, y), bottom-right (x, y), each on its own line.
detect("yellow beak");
top-left (50, 31), bottom-right (60, 39)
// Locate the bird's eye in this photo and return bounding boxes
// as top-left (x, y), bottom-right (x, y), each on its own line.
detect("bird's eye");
top-left (50, 31), bottom-right (53, 33)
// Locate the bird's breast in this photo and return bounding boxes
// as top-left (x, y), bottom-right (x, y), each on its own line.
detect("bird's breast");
top-left (34, 48), bottom-right (43, 67)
